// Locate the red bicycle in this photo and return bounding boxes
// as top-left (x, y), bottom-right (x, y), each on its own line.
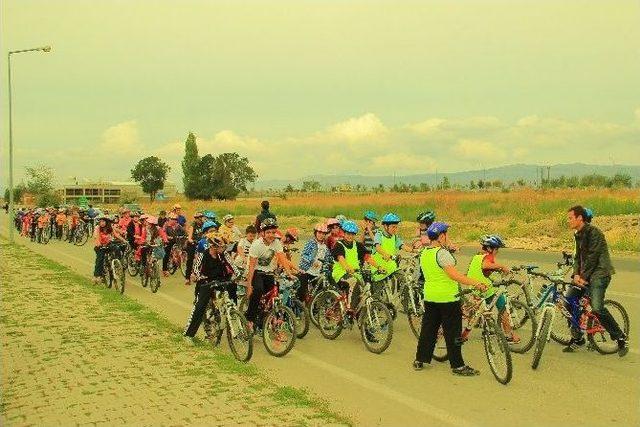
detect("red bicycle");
top-left (239, 279), bottom-right (298, 357)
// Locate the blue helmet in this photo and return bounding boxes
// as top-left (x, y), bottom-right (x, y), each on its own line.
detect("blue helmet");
top-left (203, 210), bottom-right (217, 220)
top-left (584, 208), bottom-right (594, 223)
top-left (363, 210), bottom-right (378, 222)
top-left (201, 220), bottom-right (218, 233)
top-left (381, 213), bottom-right (401, 225)
top-left (416, 211), bottom-right (436, 224)
top-left (427, 222), bottom-right (450, 240)
top-left (480, 234), bottom-right (505, 249)
top-left (341, 220), bottom-right (359, 234)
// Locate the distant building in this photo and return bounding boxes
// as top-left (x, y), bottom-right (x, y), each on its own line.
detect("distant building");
top-left (57, 180), bottom-right (178, 205)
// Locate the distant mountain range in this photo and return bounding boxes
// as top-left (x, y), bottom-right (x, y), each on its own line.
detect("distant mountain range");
top-left (254, 163), bottom-right (640, 189)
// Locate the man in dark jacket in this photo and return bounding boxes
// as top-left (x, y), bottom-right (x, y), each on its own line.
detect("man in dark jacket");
top-left (254, 200), bottom-right (276, 231)
top-left (564, 205), bottom-right (627, 356)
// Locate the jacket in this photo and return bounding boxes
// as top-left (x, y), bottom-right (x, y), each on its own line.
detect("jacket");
top-left (573, 223), bottom-right (615, 283)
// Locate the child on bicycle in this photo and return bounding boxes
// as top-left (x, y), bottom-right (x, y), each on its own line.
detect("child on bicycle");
top-left (466, 235), bottom-right (519, 343)
top-left (183, 233), bottom-right (235, 342)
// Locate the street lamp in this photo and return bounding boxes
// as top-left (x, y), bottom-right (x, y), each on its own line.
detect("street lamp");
top-left (7, 45), bottom-right (52, 243)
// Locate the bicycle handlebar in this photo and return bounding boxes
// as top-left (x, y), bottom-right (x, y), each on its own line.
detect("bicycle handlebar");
top-left (202, 280), bottom-right (235, 291)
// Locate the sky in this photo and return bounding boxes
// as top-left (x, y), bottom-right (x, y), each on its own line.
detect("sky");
top-left (2, 0), bottom-right (640, 187)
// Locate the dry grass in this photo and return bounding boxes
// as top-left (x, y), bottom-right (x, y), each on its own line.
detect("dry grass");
top-left (121, 188), bottom-right (639, 253)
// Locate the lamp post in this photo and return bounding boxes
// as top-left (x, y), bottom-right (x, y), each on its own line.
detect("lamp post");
top-left (7, 45), bottom-right (51, 243)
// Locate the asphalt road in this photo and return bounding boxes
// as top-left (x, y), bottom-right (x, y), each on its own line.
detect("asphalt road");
top-left (2, 219), bottom-right (638, 427)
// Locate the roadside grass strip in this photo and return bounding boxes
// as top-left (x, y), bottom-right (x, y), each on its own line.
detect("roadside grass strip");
top-left (0, 241), bottom-right (351, 426)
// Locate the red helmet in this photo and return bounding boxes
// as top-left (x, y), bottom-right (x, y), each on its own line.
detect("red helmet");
top-left (285, 227), bottom-right (299, 241)
top-left (314, 223), bottom-right (329, 233)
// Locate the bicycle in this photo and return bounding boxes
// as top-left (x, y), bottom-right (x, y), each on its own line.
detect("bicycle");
top-left (204, 280), bottom-right (253, 362)
top-left (100, 243), bottom-right (126, 294)
top-left (125, 245), bottom-right (140, 277)
top-left (277, 273), bottom-right (310, 339)
top-left (527, 271), bottom-right (630, 370)
top-left (71, 221), bottom-right (90, 246)
top-left (238, 275), bottom-right (298, 357)
top-left (317, 268), bottom-right (394, 354)
top-left (372, 253), bottom-right (418, 320)
top-left (140, 244), bottom-right (162, 293)
top-left (166, 236), bottom-right (187, 275)
top-left (448, 279), bottom-right (522, 385)
top-left (511, 258), bottom-right (579, 346)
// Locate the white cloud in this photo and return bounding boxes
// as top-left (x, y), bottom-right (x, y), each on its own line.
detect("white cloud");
top-left (99, 120), bottom-right (141, 155)
top-left (326, 113), bottom-right (388, 142)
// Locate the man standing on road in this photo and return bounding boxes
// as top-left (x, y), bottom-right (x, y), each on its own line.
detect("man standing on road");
top-left (564, 205), bottom-right (628, 356)
top-left (254, 200), bottom-right (276, 231)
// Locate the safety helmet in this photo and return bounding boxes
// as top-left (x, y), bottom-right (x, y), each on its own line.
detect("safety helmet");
top-left (341, 220), bottom-right (359, 234)
top-left (285, 227), bottom-right (299, 242)
top-left (314, 222), bottom-right (329, 233)
top-left (193, 211), bottom-right (203, 218)
top-left (140, 214), bottom-right (149, 220)
top-left (201, 220), bottom-right (217, 233)
top-left (97, 214), bottom-right (111, 222)
top-left (326, 218), bottom-right (340, 227)
top-left (260, 217), bottom-right (278, 231)
top-left (222, 214), bottom-right (234, 223)
top-left (381, 213), bottom-right (401, 225)
top-left (427, 222), bottom-right (450, 240)
top-left (584, 208), bottom-right (594, 223)
top-left (363, 210), bottom-right (378, 222)
top-left (416, 211), bottom-right (436, 224)
top-left (146, 215), bottom-right (159, 225)
top-left (203, 210), bottom-right (217, 220)
top-left (335, 214), bottom-right (347, 224)
top-left (480, 234), bottom-right (506, 249)
top-left (168, 213), bottom-right (178, 220)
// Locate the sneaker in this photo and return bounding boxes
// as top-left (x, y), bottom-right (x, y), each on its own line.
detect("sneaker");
top-left (617, 339), bottom-right (629, 357)
top-left (562, 337), bottom-right (586, 353)
top-left (452, 365), bottom-right (480, 376)
top-left (413, 360), bottom-right (424, 371)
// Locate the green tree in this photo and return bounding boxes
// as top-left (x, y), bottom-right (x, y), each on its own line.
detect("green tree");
top-left (302, 180), bottom-right (322, 192)
top-left (439, 176), bottom-right (451, 190)
top-left (25, 164), bottom-right (60, 207)
top-left (131, 156), bottom-right (171, 201)
top-left (3, 183), bottom-right (27, 203)
top-left (181, 132), bottom-right (200, 199)
top-left (285, 184), bottom-right (295, 193)
top-left (198, 152), bottom-right (258, 200)
top-left (469, 180), bottom-right (477, 190)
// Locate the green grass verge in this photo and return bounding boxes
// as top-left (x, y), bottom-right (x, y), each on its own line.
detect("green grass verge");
top-left (0, 240), bottom-right (353, 426)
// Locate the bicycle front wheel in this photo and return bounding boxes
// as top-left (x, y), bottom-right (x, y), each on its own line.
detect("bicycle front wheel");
top-left (126, 252), bottom-right (139, 277)
top-left (532, 308), bottom-right (553, 370)
top-left (316, 290), bottom-right (344, 340)
top-left (587, 299), bottom-right (629, 355)
top-left (150, 261), bottom-right (161, 293)
top-left (111, 259), bottom-right (124, 294)
top-left (74, 228), bottom-right (88, 246)
top-left (550, 304), bottom-right (573, 346)
top-left (289, 298), bottom-right (310, 339)
top-left (406, 287), bottom-right (423, 340)
top-left (360, 300), bottom-right (393, 354)
top-left (226, 308), bottom-right (253, 362)
top-left (482, 316), bottom-right (512, 385)
top-left (508, 300), bottom-right (537, 354)
top-left (262, 305), bottom-right (297, 357)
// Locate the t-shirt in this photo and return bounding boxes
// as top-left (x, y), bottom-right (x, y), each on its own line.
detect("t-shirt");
top-left (249, 238), bottom-right (283, 273)
top-left (307, 242), bottom-right (328, 276)
top-left (237, 238), bottom-right (253, 257)
top-left (331, 240), bottom-right (367, 266)
top-left (435, 248), bottom-right (456, 268)
top-left (481, 253), bottom-right (495, 277)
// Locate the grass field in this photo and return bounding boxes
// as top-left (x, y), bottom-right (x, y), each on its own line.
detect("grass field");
top-left (131, 188), bottom-right (639, 252)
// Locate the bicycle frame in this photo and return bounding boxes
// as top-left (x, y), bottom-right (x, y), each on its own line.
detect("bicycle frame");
top-left (536, 284), bottom-right (604, 335)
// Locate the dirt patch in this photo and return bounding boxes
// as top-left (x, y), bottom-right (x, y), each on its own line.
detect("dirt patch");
top-left (0, 242), bottom-right (349, 426)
